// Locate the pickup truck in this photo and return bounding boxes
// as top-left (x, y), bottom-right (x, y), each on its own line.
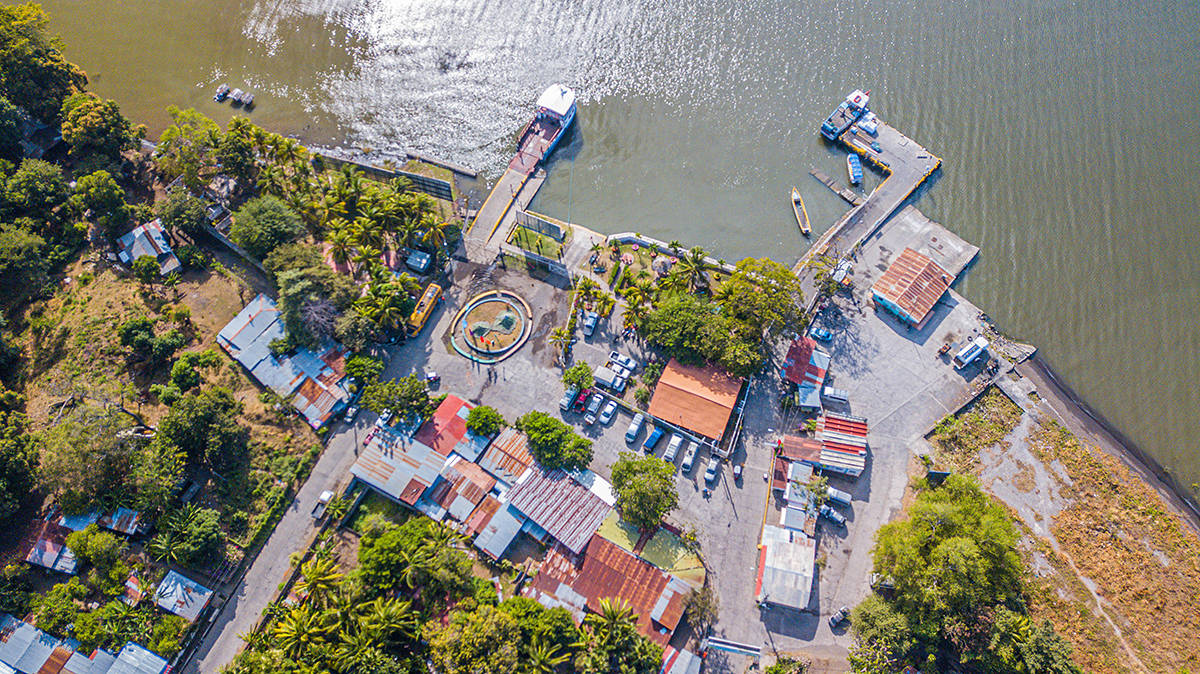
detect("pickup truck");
top-left (312, 490), bottom-right (334, 520)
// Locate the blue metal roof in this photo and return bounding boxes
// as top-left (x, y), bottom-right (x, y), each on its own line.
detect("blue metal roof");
top-left (106, 643), bottom-right (166, 674)
top-left (154, 570), bottom-right (213, 623)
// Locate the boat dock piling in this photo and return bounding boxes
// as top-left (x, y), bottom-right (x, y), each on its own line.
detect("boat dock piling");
top-left (809, 169), bottom-right (863, 206)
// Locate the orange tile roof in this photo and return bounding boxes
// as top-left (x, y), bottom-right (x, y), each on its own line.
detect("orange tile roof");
top-left (871, 248), bottom-right (951, 326)
top-left (647, 359), bottom-right (742, 440)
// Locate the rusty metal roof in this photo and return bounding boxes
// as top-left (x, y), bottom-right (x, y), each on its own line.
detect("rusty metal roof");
top-left (97, 507), bottom-right (144, 536)
top-left (781, 338), bottom-right (830, 388)
top-left (647, 359), bottom-right (743, 440)
top-left (23, 520), bottom-right (76, 574)
top-left (871, 247), bottom-right (951, 326)
top-left (476, 427), bottom-right (534, 486)
top-left (524, 536), bottom-right (688, 647)
top-left (507, 467), bottom-right (612, 555)
top-left (430, 456), bottom-right (497, 522)
top-left (350, 427), bottom-right (448, 506)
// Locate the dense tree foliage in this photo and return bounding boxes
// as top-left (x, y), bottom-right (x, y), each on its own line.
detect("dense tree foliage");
top-left (358, 518), bottom-right (474, 602)
top-left (561, 362), bottom-right (593, 390)
top-left (851, 475), bottom-right (1081, 672)
top-left (276, 263), bottom-right (357, 346)
top-left (610, 451), bottom-right (678, 531)
top-left (36, 404), bottom-right (137, 512)
top-left (0, 95), bottom-right (22, 160)
top-left (0, 388), bottom-right (36, 526)
top-left (155, 387), bottom-right (249, 472)
top-left (0, 3), bottom-right (87, 121)
top-left (6, 157), bottom-right (67, 221)
top-left (147, 503), bottom-right (224, 566)
top-left (465, 405), bottom-right (505, 436)
top-left (71, 169), bottom-right (130, 237)
top-left (575, 598), bottom-right (662, 674)
top-left (118, 317), bottom-right (185, 368)
top-left (155, 186), bottom-right (208, 238)
top-left (360, 375), bottom-right (432, 421)
top-left (0, 221), bottom-right (45, 296)
top-left (60, 92), bottom-right (144, 167)
top-left (230, 195), bottom-right (306, 260)
top-left (515, 410), bottom-right (593, 472)
top-left (153, 105), bottom-right (221, 190)
top-left (343, 354), bottom-right (383, 382)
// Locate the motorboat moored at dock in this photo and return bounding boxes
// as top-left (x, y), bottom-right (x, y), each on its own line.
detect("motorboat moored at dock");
top-left (847, 154), bottom-right (863, 185)
top-left (792, 187), bottom-right (811, 236)
top-left (213, 84), bottom-right (230, 102)
top-left (820, 89), bottom-right (870, 141)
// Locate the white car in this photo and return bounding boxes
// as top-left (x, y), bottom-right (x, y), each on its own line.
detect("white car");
top-left (663, 434), bottom-right (684, 463)
top-left (598, 400), bottom-right (619, 425)
top-left (608, 351), bottom-right (639, 373)
top-left (680, 442), bottom-right (698, 473)
top-left (582, 311), bottom-right (600, 337)
top-left (606, 360), bottom-right (633, 378)
top-left (703, 456), bottom-right (721, 483)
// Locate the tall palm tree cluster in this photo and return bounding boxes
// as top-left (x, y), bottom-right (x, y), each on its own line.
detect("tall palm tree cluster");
top-left (616, 244), bottom-right (711, 330)
top-left (230, 557), bottom-right (421, 674)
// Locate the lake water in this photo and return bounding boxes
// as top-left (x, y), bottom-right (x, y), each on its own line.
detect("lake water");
top-left (42, 0), bottom-right (1200, 497)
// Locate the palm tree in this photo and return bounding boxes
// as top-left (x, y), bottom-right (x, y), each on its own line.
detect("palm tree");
top-left (352, 246), bottom-right (382, 279)
top-left (525, 637), bottom-right (569, 673)
top-left (295, 557), bottom-right (343, 607)
top-left (147, 531), bottom-right (182, 564)
top-left (326, 228), bottom-right (356, 273)
top-left (668, 239), bottom-right (682, 253)
top-left (274, 606), bottom-right (331, 659)
top-left (330, 628), bottom-right (374, 673)
top-left (574, 276), bottom-right (600, 305)
top-left (351, 218), bottom-right (384, 251)
top-left (422, 218), bottom-right (455, 256)
top-left (359, 597), bottom-right (417, 644)
top-left (396, 547), bottom-right (431, 591)
top-left (549, 327), bottom-right (572, 364)
top-left (584, 597), bottom-right (636, 645)
top-left (674, 246), bottom-right (709, 291)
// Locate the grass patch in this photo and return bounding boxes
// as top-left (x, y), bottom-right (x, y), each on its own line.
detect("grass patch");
top-left (927, 386), bottom-right (1023, 472)
top-left (348, 490), bottom-right (410, 533)
top-left (509, 225), bottom-right (564, 258)
top-left (1029, 421), bottom-right (1200, 673)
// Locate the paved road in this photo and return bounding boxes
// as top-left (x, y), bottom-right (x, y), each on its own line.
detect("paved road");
top-left (184, 413), bottom-right (373, 673)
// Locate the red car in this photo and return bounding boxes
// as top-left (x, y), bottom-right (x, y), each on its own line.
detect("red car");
top-left (573, 388), bottom-right (592, 413)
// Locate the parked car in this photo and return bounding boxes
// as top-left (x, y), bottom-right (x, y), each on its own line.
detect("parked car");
top-left (870, 573), bottom-right (896, 592)
top-left (573, 388), bottom-right (591, 413)
top-left (584, 394), bottom-right (603, 423)
top-left (663, 435), bottom-right (684, 463)
top-left (606, 360), bottom-right (633, 378)
top-left (598, 400), bottom-right (618, 425)
top-left (582, 311), bottom-right (599, 337)
top-left (819, 504), bottom-right (847, 527)
top-left (608, 351), bottom-right (639, 373)
top-left (378, 408), bottom-right (394, 426)
top-left (625, 413), bottom-right (645, 443)
top-left (811, 326), bottom-right (833, 341)
top-left (703, 456), bottom-right (721, 483)
top-left (680, 442), bottom-right (698, 473)
top-left (560, 385), bottom-right (579, 412)
top-left (643, 425), bottom-right (664, 452)
top-left (733, 463), bottom-right (744, 481)
top-left (312, 490), bottom-right (334, 519)
top-left (343, 404), bottom-right (360, 422)
top-left (828, 605), bottom-right (850, 628)
top-left (825, 486), bottom-right (853, 506)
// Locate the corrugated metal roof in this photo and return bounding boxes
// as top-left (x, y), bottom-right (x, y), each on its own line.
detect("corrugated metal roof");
top-left (755, 525), bottom-right (816, 609)
top-left (778, 436), bottom-right (822, 463)
top-left (523, 536), bottom-right (687, 647)
top-left (871, 247), bottom-right (951, 326)
top-left (218, 294), bottom-right (350, 428)
top-left (153, 570), bottom-right (213, 622)
top-left (106, 643), bottom-right (167, 674)
top-left (0, 614), bottom-right (58, 674)
top-left (476, 428), bottom-right (534, 486)
top-left (781, 338), bottom-right (830, 388)
top-left (469, 497), bottom-right (526, 560)
top-left (115, 220), bottom-right (180, 276)
top-left (411, 395), bottom-right (492, 461)
top-left (23, 520), bottom-right (77, 574)
top-left (647, 358), bottom-right (742, 440)
top-left (660, 646), bottom-right (703, 674)
top-left (0, 614), bottom-right (163, 674)
top-left (430, 456), bottom-right (497, 522)
top-left (350, 427), bottom-right (448, 506)
top-left (507, 467), bottom-right (612, 555)
top-left (97, 508), bottom-right (143, 536)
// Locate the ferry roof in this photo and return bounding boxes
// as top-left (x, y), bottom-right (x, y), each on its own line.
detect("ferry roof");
top-left (847, 89), bottom-right (869, 108)
top-left (537, 84), bottom-right (576, 118)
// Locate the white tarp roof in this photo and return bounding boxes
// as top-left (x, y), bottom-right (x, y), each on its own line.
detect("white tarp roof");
top-left (537, 85), bottom-right (576, 117)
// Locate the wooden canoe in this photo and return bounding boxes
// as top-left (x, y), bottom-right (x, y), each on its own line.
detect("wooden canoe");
top-left (792, 187), bottom-right (811, 236)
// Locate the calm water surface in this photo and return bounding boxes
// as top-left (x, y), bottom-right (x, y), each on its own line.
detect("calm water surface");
top-left (42, 0), bottom-right (1200, 496)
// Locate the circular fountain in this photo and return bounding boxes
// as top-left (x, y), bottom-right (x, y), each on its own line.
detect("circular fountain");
top-left (449, 290), bottom-right (533, 364)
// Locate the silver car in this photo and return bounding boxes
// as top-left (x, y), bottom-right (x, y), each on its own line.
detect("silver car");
top-left (703, 456), bottom-right (721, 483)
top-left (598, 400), bottom-right (619, 425)
top-left (663, 435), bottom-right (684, 463)
top-left (625, 413), bottom-right (645, 443)
top-left (680, 442), bottom-right (698, 473)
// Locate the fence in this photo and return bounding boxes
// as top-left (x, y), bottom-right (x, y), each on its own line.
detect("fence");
top-left (316, 153), bottom-right (454, 201)
top-left (514, 209), bottom-right (567, 242)
top-left (499, 243), bottom-right (568, 277)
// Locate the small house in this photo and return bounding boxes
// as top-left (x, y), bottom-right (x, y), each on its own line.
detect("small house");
top-left (116, 220), bottom-right (181, 276)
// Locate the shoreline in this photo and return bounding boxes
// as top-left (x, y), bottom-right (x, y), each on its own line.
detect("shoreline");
top-left (1015, 352), bottom-right (1200, 534)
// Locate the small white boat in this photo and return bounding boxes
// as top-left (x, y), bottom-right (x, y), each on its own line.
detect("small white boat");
top-left (230, 88), bottom-right (245, 105)
top-left (213, 84), bottom-right (230, 102)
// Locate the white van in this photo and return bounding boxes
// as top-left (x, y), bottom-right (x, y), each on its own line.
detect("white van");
top-left (953, 337), bottom-right (989, 370)
top-left (821, 386), bottom-right (850, 406)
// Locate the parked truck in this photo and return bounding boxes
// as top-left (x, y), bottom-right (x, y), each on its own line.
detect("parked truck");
top-left (312, 490), bottom-right (334, 520)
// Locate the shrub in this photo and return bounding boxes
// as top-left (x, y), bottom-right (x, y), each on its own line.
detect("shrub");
top-left (515, 411), bottom-right (592, 471)
top-left (466, 405), bottom-right (505, 436)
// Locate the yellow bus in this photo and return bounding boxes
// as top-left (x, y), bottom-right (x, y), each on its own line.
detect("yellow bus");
top-left (407, 283), bottom-right (443, 335)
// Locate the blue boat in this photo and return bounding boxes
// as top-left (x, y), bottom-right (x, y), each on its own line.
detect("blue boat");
top-left (847, 154), bottom-right (863, 185)
top-left (820, 89), bottom-right (870, 141)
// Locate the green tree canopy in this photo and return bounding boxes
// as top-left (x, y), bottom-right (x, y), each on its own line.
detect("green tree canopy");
top-left (155, 387), bottom-right (248, 471)
top-left (36, 404), bottom-right (136, 512)
top-left (360, 375), bottom-right (433, 421)
top-left (60, 92), bottom-right (144, 164)
top-left (561, 362), bottom-right (594, 390)
top-left (358, 518), bottom-right (474, 603)
top-left (574, 598), bottom-right (662, 674)
top-left (0, 95), bottom-right (22, 161)
top-left (465, 405), bottom-right (505, 436)
top-left (344, 354), bottom-right (384, 382)
top-left (515, 411), bottom-right (593, 472)
top-left (0, 3), bottom-right (87, 121)
top-left (0, 221), bottom-right (45, 296)
top-left (230, 195), bottom-right (305, 260)
top-left (117, 316), bottom-right (184, 368)
top-left (276, 263), bottom-right (356, 345)
top-left (426, 604), bottom-right (521, 674)
top-left (5, 157), bottom-right (68, 221)
top-left (263, 240), bottom-right (322, 284)
top-left (0, 389), bottom-right (36, 526)
top-left (610, 451), bottom-right (678, 531)
top-left (71, 169), bottom-right (130, 237)
top-left (155, 186), bottom-right (208, 238)
top-left (154, 106), bottom-right (221, 191)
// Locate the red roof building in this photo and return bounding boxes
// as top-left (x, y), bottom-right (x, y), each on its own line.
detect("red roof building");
top-left (524, 536), bottom-right (691, 647)
top-left (429, 455), bottom-right (497, 522)
top-left (414, 395), bottom-right (491, 461)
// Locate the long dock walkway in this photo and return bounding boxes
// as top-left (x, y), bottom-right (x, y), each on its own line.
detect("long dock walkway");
top-left (794, 120), bottom-right (940, 270)
top-left (464, 168), bottom-right (546, 262)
